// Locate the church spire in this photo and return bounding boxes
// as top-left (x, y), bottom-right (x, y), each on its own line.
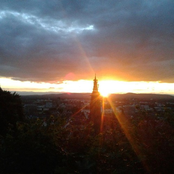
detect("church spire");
top-left (93, 74), bottom-right (99, 92)
top-left (90, 74), bottom-right (101, 134)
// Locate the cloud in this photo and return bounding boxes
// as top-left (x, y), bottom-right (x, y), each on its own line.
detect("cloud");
top-left (0, 0), bottom-right (174, 83)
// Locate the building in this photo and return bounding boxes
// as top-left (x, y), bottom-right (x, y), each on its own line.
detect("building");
top-left (89, 75), bottom-right (101, 133)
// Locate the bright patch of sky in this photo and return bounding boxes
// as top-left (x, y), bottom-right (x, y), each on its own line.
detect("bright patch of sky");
top-left (0, 10), bottom-right (94, 34)
top-left (1, 77), bottom-right (174, 95)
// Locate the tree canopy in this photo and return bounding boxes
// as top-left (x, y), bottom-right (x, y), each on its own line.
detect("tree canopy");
top-left (0, 88), bottom-right (24, 136)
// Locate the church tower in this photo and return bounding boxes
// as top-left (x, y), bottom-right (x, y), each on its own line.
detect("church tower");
top-left (90, 75), bottom-right (101, 133)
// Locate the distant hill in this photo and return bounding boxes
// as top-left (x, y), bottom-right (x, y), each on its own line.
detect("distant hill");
top-left (109, 93), bottom-right (174, 101)
top-left (21, 92), bottom-right (174, 101)
top-left (21, 93), bottom-right (91, 100)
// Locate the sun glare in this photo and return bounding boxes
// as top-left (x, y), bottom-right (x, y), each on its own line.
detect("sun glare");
top-left (100, 90), bottom-right (110, 97)
top-left (1, 77), bottom-right (174, 95)
top-left (99, 81), bottom-right (112, 97)
top-left (99, 80), bottom-right (120, 97)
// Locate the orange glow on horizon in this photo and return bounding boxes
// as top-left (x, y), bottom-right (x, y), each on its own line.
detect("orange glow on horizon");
top-left (1, 77), bottom-right (174, 95)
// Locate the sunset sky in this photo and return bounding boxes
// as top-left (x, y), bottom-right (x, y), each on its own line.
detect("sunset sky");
top-left (0, 0), bottom-right (174, 95)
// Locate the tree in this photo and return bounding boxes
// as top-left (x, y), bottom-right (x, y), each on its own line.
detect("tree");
top-left (0, 88), bottom-right (24, 136)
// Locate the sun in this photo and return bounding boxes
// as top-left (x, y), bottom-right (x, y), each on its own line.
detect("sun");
top-left (100, 90), bottom-right (110, 97)
top-left (98, 80), bottom-right (128, 96)
top-left (99, 81), bottom-right (111, 97)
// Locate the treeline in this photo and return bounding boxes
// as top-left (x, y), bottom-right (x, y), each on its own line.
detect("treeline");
top-left (0, 88), bottom-right (174, 174)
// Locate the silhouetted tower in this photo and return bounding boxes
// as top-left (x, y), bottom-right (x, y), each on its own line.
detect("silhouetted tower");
top-left (90, 74), bottom-right (101, 133)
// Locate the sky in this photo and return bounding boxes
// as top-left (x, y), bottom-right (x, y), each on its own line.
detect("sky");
top-left (0, 0), bottom-right (174, 95)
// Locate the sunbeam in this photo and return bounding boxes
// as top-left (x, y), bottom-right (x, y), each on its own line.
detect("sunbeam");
top-left (100, 97), bottom-right (105, 134)
top-left (106, 97), bottom-right (150, 172)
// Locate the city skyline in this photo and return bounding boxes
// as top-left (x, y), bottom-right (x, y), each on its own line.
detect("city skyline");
top-left (0, 1), bottom-right (174, 95)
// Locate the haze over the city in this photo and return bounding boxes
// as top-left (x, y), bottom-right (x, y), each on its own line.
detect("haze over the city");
top-left (0, 0), bottom-right (174, 95)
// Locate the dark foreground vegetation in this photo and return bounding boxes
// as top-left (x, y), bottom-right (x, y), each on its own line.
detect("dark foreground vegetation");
top-left (0, 88), bottom-right (174, 174)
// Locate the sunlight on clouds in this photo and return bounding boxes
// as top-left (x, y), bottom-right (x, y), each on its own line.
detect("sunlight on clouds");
top-left (62, 80), bottom-right (92, 93)
top-left (1, 77), bottom-right (174, 94)
top-left (0, 78), bottom-right (92, 93)
top-left (99, 80), bottom-right (174, 95)
top-left (0, 10), bottom-right (94, 34)
top-left (67, 25), bottom-right (94, 33)
top-left (0, 77), bottom-right (62, 92)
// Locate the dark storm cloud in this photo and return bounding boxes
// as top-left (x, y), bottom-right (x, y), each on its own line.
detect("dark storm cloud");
top-left (0, 0), bottom-right (174, 82)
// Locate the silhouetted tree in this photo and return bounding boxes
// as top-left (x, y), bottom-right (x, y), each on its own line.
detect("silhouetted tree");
top-left (0, 88), bottom-right (24, 136)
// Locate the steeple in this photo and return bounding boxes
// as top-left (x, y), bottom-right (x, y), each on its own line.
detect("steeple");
top-left (93, 74), bottom-right (99, 92)
top-left (90, 74), bottom-right (101, 134)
